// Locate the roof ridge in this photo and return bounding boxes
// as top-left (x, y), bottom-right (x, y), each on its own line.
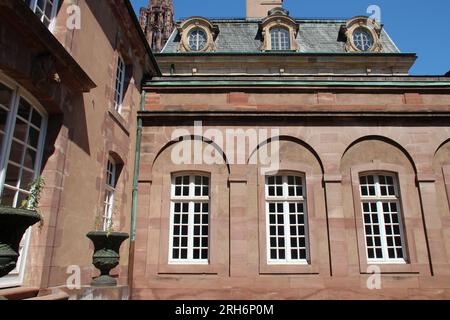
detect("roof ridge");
top-left (176, 17), bottom-right (350, 23)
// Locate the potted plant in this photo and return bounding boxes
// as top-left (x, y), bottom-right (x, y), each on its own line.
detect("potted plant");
top-left (87, 219), bottom-right (129, 287)
top-left (0, 177), bottom-right (45, 278)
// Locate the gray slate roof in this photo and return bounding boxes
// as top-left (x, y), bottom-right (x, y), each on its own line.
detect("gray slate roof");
top-left (162, 19), bottom-right (400, 54)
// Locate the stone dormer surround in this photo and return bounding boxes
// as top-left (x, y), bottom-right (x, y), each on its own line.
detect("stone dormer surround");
top-left (176, 17), bottom-right (219, 53)
top-left (259, 7), bottom-right (300, 51)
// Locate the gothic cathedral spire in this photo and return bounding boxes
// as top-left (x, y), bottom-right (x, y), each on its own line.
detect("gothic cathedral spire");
top-left (139, 0), bottom-right (175, 53)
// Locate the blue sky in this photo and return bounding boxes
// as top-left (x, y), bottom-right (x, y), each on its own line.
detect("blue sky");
top-left (131, 0), bottom-right (450, 75)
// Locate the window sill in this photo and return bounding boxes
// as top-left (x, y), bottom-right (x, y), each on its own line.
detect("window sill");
top-left (107, 108), bottom-right (130, 136)
top-left (260, 263), bottom-right (319, 275)
top-left (359, 261), bottom-right (422, 274)
top-left (158, 263), bottom-right (219, 275)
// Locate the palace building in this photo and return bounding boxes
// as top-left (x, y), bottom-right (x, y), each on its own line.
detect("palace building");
top-left (1, 0), bottom-right (450, 300)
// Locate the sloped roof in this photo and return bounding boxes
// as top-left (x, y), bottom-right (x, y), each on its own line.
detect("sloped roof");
top-left (162, 19), bottom-right (400, 54)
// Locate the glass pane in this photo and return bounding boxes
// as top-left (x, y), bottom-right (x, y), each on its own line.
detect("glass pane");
top-left (9, 141), bottom-right (25, 164)
top-left (27, 127), bottom-right (40, 149)
top-left (20, 169), bottom-right (34, 190)
top-left (0, 83), bottom-right (12, 108)
top-left (17, 99), bottom-right (32, 121)
top-left (5, 163), bottom-right (20, 187)
top-left (31, 109), bottom-right (43, 128)
top-left (0, 187), bottom-right (17, 207)
top-left (353, 28), bottom-right (373, 51)
top-left (45, 0), bottom-right (54, 18)
top-left (23, 148), bottom-right (37, 170)
top-left (13, 117), bottom-right (28, 142)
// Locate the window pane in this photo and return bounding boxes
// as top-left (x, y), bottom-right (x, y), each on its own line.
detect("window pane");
top-left (270, 28), bottom-right (290, 50)
top-left (359, 173), bottom-right (405, 262)
top-left (0, 83), bottom-right (13, 107)
top-left (5, 163), bottom-right (20, 188)
top-left (114, 56), bottom-right (125, 112)
top-left (17, 99), bottom-right (32, 121)
top-left (171, 174), bottom-right (210, 262)
top-left (27, 0), bottom-right (58, 29)
top-left (266, 174), bottom-right (308, 263)
top-left (27, 127), bottom-right (40, 149)
top-left (0, 187), bottom-right (17, 207)
top-left (13, 118), bottom-right (28, 142)
top-left (23, 148), bottom-right (37, 171)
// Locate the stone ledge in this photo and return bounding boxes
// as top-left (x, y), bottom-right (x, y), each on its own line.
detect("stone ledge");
top-left (49, 285), bottom-right (129, 300)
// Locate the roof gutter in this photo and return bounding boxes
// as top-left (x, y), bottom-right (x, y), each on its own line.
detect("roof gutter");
top-left (144, 80), bottom-right (450, 88)
top-left (155, 52), bottom-right (417, 58)
top-left (128, 89), bottom-right (145, 299)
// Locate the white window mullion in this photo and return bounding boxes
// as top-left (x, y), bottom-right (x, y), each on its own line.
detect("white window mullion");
top-left (374, 175), bottom-right (390, 262)
top-left (376, 200), bottom-right (389, 262)
top-left (283, 201), bottom-right (291, 261)
top-left (0, 86), bottom-right (20, 193)
top-left (48, 0), bottom-right (60, 32)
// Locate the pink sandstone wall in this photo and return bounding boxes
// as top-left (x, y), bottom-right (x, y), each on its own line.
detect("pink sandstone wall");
top-left (133, 90), bottom-right (450, 299)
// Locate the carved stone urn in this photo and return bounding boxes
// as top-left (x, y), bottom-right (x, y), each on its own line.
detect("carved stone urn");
top-left (86, 231), bottom-right (129, 287)
top-left (0, 206), bottom-right (41, 277)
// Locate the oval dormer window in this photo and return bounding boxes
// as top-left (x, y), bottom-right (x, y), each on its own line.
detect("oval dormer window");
top-left (352, 27), bottom-right (374, 52)
top-left (188, 29), bottom-right (208, 51)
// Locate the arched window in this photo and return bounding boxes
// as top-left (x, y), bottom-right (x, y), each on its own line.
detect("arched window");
top-left (270, 27), bottom-right (290, 51)
top-left (0, 77), bottom-right (47, 288)
top-left (0, 82), bottom-right (47, 208)
top-left (265, 174), bottom-right (309, 264)
top-left (169, 174), bottom-right (210, 264)
top-left (359, 173), bottom-right (406, 263)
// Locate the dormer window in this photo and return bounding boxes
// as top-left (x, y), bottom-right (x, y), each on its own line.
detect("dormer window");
top-left (270, 27), bottom-right (290, 51)
top-left (25, 0), bottom-right (59, 30)
top-left (340, 16), bottom-right (383, 53)
top-left (177, 17), bottom-right (219, 53)
top-left (188, 29), bottom-right (208, 51)
top-left (259, 8), bottom-right (299, 52)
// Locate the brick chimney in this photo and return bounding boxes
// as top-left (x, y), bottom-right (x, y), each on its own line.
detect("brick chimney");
top-left (246, 0), bottom-right (284, 19)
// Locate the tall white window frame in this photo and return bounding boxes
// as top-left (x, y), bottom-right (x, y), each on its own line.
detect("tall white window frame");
top-left (270, 27), bottom-right (291, 51)
top-left (169, 174), bottom-right (210, 265)
top-left (25, 0), bottom-right (60, 31)
top-left (0, 74), bottom-right (48, 288)
top-left (102, 157), bottom-right (117, 231)
top-left (114, 55), bottom-right (126, 113)
top-left (359, 172), bottom-right (407, 264)
top-left (265, 174), bottom-right (310, 265)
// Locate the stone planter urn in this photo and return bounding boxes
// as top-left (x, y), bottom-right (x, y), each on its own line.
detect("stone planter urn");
top-left (86, 231), bottom-right (129, 287)
top-left (0, 206), bottom-right (41, 278)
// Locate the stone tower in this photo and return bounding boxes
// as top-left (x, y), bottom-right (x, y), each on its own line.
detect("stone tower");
top-left (246, 0), bottom-right (284, 19)
top-left (139, 0), bottom-right (175, 53)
